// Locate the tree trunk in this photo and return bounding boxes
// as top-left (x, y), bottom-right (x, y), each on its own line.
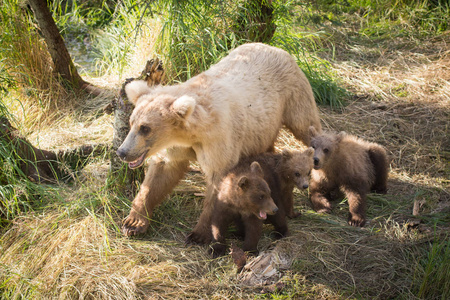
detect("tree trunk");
top-left (27, 0), bottom-right (88, 90)
top-left (110, 59), bottom-right (165, 196)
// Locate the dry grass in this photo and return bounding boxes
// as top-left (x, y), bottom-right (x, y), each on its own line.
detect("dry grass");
top-left (1, 18), bottom-right (449, 300)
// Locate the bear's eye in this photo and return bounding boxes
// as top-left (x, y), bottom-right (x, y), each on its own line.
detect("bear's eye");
top-left (139, 125), bottom-right (151, 135)
top-left (324, 148), bottom-right (329, 154)
top-left (295, 172), bottom-right (301, 177)
top-left (259, 195), bottom-right (264, 200)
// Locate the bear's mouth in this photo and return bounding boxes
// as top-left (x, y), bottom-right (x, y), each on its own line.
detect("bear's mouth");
top-left (128, 151), bottom-right (148, 169)
top-left (313, 165), bottom-right (321, 170)
top-left (258, 211), bottom-right (267, 220)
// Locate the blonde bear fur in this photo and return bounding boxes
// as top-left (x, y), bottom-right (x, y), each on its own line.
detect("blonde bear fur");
top-left (117, 43), bottom-right (322, 240)
top-left (308, 126), bottom-right (389, 227)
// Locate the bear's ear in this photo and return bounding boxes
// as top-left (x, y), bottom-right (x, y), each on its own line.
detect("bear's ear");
top-left (309, 126), bottom-right (318, 138)
top-left (337, 131), bottom-right (346, 143)
top-left (250, 161), bottom-right (264, 177)
top-left (305, 147), bottom-right (314, 157)
top-left (172, 95), bottom-right (196, 119)
top-left (125, 80), bottom-right (152, 105)
top-left (238, 176), bottom-right (249, 190)
top-left (281, 149), bottom-right (292, 160)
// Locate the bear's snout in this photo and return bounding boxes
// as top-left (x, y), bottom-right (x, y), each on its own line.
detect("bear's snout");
top-left (313, 157), bottom-right (320, 166)
top-left (116, 148), bottom-right (127, 160)
top-left (272, 206), bottom-right (279, 214)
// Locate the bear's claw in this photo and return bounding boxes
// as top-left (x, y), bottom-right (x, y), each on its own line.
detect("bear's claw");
top-left (348, 215), bottom-right (366, 227)
top-left (122, 216), bottom-right (149, 236)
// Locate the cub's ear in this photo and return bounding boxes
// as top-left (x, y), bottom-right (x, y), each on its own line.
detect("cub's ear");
top-left (281, 149), bottom-right (292, 160)
top-left (250, 161), bottom-right (264, 177)
top-left (172, 95), bottom-right (196, 119)
top-left (124, 80), bottom-right (152, 105)
top-left (238, 176), bottom-right (249, 190)
top-left (309, 126), bottom-right (319, 138)
top-left (305, 147), bottom-right (314, 157)
top-left (337, 131), bottom-right (346, 143)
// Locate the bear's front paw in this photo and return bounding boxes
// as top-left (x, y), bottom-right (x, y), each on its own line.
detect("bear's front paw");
top-left (122, 214), bottom-right (150, 236)
top-left (209, 243), bottom-right (227, 258)
top-left (348, 214), bottom-right (366, 227)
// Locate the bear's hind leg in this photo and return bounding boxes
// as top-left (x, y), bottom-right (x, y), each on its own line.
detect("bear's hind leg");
top-left (368, 146), bottom-right (389, 194)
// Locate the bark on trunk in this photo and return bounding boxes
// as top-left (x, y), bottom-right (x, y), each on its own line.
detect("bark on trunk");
top-left (110, 59), bottom-right (165, 196)
top-left (27, 0), bottom-right (93, 91)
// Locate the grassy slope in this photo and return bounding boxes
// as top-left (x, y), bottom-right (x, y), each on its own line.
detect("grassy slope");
top-left (1, 0), bottom-right (449, 299)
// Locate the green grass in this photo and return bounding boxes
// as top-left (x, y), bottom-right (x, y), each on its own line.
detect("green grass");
top-left (413, 234), bottom-right (450, 299)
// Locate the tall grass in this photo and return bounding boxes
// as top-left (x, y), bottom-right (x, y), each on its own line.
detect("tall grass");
top-left (0, 0), bottom-right (69, 113)
top-left (413, 235), bottom-right (450, 299)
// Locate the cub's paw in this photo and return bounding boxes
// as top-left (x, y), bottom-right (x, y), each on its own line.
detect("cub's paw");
top-left (209, 243), bottom-right (227, 258)
top-left (316, 208), bottom-right (332, 214)
top-left (287, 211), bottom-right (302, 218)
top-left (185, 230), bottom-right (212, 245)
top-left (348, 214), bottom-right (366, 227)
top-left (121, 214), bottom-right (149, 236)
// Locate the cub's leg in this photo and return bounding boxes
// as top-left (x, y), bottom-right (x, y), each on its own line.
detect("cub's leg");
top-left (185, 184), bottom-right (216, 245)
top-left (241, 215), bottom-right (263, 255)
top-left (210, 205), bottom-right (234, 258)
top-left (122, 147), bottom-right (193, 236)
top-left (309, 180), bottom-right (332, 213)
top-left (284, 191), bottom-right (301, 218)
top-left (343, 187), bottom-right (367, 227)
top-left (267, 209), bottom-right (289, 238)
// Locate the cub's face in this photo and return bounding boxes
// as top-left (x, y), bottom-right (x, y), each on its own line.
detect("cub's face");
top-left (309, 126), bottom-right (343, 170)
top-left (235, 162), bottom-right (279, 220)
top-left (116, 83), bottom-right (196, 169)
top-left (282, 148), bottom-right (314, 190)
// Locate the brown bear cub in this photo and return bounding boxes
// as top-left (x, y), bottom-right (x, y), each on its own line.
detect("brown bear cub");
top-left (210, 148), bottom-right (314, 257)
top-left (308, 126), bottom-right (389, 227)
top-left (277, 148), bottom-right (315, 218)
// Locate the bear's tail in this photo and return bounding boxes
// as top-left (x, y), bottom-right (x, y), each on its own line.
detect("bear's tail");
top-left (368, 144), bottom-right (389, 194)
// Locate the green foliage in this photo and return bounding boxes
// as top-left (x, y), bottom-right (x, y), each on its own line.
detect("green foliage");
top-left (413, 235), bottom-right (450, 299)
top-left (153, 0), bottom-right (346, 106)
top-left (155, 0), bottom-right (241, 81)
top-left (300, 0), bottom-right (449, 39)
top-left (0, 58), bottom-right (16, 94)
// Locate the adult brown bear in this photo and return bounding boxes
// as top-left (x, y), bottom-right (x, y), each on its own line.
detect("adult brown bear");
top-left (117, 43), bottom-right (321, 242)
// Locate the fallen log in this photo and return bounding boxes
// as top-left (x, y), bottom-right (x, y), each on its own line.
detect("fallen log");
top-left (0, 116), bottom-right (107, 184)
